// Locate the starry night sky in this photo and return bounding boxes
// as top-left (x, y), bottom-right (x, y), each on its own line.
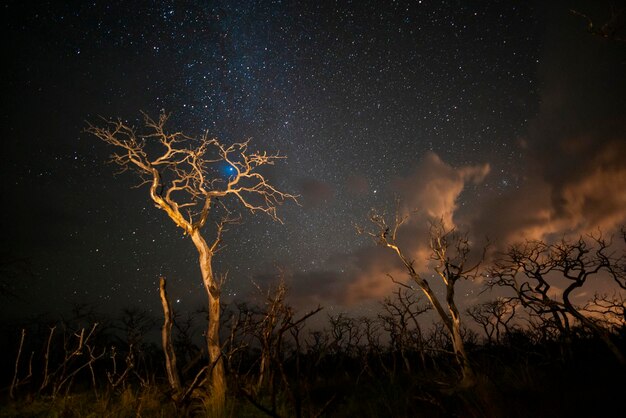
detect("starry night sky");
top-left (2, 0), bottom-right (625, 319)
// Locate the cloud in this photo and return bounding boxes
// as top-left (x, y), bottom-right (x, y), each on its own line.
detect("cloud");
top-left (284, 153), bottom-right (492, 306)
top-left (467, 142), bottom-right (626, 247)
top-left (297, 134), bottom-right (626, 307)
top-left (277, 246), bottom-right (423, 306)
top-left (393, 152), bottom-right (490, 228)
top-left (338, 246), bottom-right (405, 304)
top-left (527, 6), bottom-right (626, 235)
top-left (285, 10), bottom-right (626, 308)
top-left (467, 10), bottom-right (626, 244)
top-left (289, 132), bottom-right (625, 309)
top-left (556, 140), bottom-right (626, 230)
top-left (520, 122), bottom-right (626, 241)
top-left (468, 177), bottom-right (556, 243)
top-left (245, 269), bottom-right (341, 308)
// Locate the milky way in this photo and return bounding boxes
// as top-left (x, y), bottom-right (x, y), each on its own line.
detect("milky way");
top-left (2, 1), bottom-right (625, 318)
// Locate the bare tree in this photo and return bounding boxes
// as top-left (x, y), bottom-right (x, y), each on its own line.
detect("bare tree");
top-left (379, 287), bottom-right (430, 373)
top-left (359, 209), bottom-right (483, 387)
top-left (583, 292), bottom-right (626, 331)
top-left (254, 279), bottom-right (291, 392)
top-left (327, 313), bottom-right (362, 357)
top-left (87, 112), bottom-right (296, 409)
top-left (428, 220), bottom-right (483, 386)
top-left (467, 298), bottom-right (518, 345)
top-left (230, 278), bottom-right (323, 418)
top-left (488, 234), bottom-right (626, 365)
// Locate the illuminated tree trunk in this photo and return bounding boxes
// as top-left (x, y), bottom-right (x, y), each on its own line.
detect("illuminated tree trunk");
top-left (416, 273), bottom-right (475, 386)
top-left (446, 284), bottom-right (475, 387)
top-left (362, 212), bottom-right (479, 387)
top-left (191, 230), bottom-right (226, 411)
top-left (159, 277), bottom-right (182, 399)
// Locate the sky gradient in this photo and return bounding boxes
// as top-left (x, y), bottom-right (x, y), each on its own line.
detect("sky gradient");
top-left (2, 0), bottom-right (625, 319)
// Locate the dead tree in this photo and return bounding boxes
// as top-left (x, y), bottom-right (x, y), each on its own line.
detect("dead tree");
top-left (10, 329), bottom-right (30, 399)
top-left (87, 112), bottom-right (296, 409)
top-left (159, 277), bottom-right (182, 399)
top-left (488, 234), bottom-right (626, 365)
top-left (379, 287), bottom-right (430, 373)
top-left (327, 313), bottom-right (363, 357)
top-left (359, 209), bottom-right (482, 387)
top-left (234, 279), bottom-right (322, 418)
top-left (466, 298), bottom-right (518, 345)
top-left (40, 323), bottom-right (104, 398)
top-left (583, 292), bottom-right (626, 331)
top-left (428, 220), bottom-right (482, 386)
top-left (255, 279), bottom-right (290, 393)
top-left (170, 310), bottom-right (204, 378)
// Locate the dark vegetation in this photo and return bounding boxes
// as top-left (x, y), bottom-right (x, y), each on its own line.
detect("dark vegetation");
top-left (1, 272), bottom-right (625, 417)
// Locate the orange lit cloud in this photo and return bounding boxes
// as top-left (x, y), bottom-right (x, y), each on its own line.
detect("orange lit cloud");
top-left (469, 140), bottom-right (626, 245)
top-left (279, 140), bottom-right (626, 309)
top-left (294, 137), bottom-right (626, 307)
top-left (555, 140), bottom-right (626, 232)
top-left (393, 152), bottom-right (490, 228)
top-left (284, 11), bottom-right (626, 310)
top-left (310, 153), bottom-right (491, 305)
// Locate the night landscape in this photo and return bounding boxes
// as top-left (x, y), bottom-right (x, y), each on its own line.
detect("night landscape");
top-left (1, 1), bottom-right (626, 417)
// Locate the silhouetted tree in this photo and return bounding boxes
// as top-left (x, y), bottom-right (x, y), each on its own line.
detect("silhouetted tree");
top-left (583, 292), bottom-right (626, 331)
top-left (379, 287), bottom-right (430, 372)
top-left (488, 234), bottom-right (626, 364)
top-left (327, 313), bottom-right (362, 357)
top-left (467, 298), bottom-right (518, 345)
top-left (230, 278), bottom-right (322, 418)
